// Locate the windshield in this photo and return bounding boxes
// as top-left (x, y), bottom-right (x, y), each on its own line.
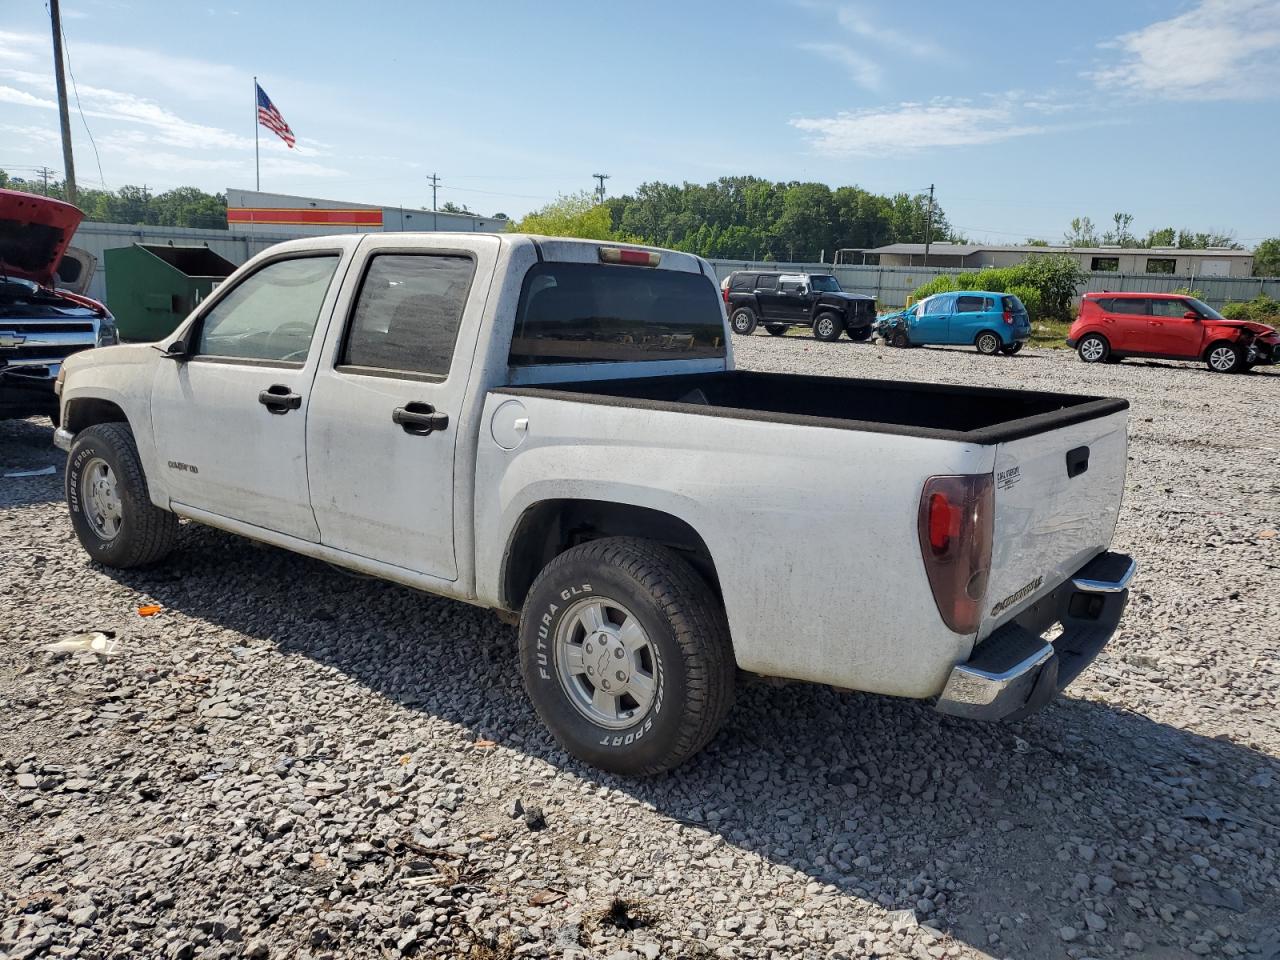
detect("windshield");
top-left (1186, 297), bottom-right (1225, 320)
top-left (808, 275), bottom-right (841, 292)
top-left (511, 262), bottom-right (726, 365)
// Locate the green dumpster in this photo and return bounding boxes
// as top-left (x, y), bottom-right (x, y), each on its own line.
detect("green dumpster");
top-left (104, 243), bottom-right (236, 342)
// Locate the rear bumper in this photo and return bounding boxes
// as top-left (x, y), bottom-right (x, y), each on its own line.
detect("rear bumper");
top-left (1065, 337), bottom-right (1078, 348)
top-left (936, 551), bottom-right (1135, 721)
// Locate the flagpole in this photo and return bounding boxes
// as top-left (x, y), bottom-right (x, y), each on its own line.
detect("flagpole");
top-left (253, 75), bottom-right (259, 192)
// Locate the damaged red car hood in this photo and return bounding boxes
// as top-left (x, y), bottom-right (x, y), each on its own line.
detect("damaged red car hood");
top-left (0, 189), bottom-right (85, 287)
top-left (1208, 318), bottom-right (1278, 337)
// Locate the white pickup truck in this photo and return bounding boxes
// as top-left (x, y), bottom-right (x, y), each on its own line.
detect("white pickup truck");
top-left (54, 233), bottom-right (1136, 774)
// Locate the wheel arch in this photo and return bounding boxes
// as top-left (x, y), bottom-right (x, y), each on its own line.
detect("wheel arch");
top-left (500, 499), bottom-right (721, 613)
top-left (973, 328), bottom-right (1003, 345)
top-left (1202, 337), bottom-right (1240, 362)
top-left (64, 396), bottom-right (130, 434)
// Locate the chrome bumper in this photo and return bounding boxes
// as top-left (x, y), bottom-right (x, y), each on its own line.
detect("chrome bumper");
top-left (936, 552), bottom-right (1136, 722)
top-left (53, 427), bottom-right (74, 451)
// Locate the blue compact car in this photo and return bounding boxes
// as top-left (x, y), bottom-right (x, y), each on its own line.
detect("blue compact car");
top-left (879, 291), bottom-right (1031, 355)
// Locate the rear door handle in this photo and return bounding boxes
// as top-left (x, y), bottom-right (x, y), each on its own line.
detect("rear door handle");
top-left (393, 401), bottom-right (449, 436)
top-left (258, 384), bottom-right (302, 414)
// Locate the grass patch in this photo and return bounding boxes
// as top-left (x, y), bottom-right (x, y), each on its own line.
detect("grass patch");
top-left (1028, 320), bottom-right (1072, 349)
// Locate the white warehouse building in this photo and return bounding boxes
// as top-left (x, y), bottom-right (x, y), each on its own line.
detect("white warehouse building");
top-left (224, 189), bottom-right (509, 236)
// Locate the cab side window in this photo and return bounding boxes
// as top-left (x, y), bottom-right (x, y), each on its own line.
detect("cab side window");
top-left (196, 255), bottom-right (339, 363)
top-left (339, 253), bottom-right (475, 379)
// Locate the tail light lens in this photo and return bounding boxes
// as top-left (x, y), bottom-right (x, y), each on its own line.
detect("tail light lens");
top-left (918, 474), bottom-right (994, 634)
top-left (1003, 310), bottom-right (1014, 324)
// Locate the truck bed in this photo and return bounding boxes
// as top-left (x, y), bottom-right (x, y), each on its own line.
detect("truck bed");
top-left (498, 370), bottom-right (1128, 444)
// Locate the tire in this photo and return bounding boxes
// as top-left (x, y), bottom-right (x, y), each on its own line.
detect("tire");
top-left (975, 331), bottom-right (1002, 355)
top-left (730, 309), bottom-right (757, 336)
top-left (999, 342), bottom-right (1023, 356)
top-left (1077, 333), bottom-right (1109, 364)
top-left (1205, 342), bottom-right (1244, 374)
top-left (66, 423), bottom-right (179, 568)
top-left (891, 331), bottom-right (910, 349)
top-left (812, 312), bottom-right (843, 342)
top-left (764, 324), bottom-right (788, 337)
top-left (519, 537), bottom-right (735, 776)
top-left (846, 325), bottom-right (871, 341)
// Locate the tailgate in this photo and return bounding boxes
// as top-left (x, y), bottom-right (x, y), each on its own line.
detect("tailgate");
top-left (980, 409), bottom-right (1128, 639)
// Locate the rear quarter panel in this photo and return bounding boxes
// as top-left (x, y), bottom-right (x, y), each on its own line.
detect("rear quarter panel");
top-left (475, 393), bottom-right (996, 698)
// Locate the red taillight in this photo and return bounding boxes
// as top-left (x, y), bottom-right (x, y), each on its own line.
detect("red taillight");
top-left (918, 474), bottom-right (994, 634)
top-left (598, 246), bottom-right (660, 267)
top-left (1003, 310), bottom-right (1014, 324)
top-left (723, 286), bottom-right (730, 305)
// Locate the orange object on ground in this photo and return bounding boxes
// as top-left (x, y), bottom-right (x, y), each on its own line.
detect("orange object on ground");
top-left (137, 604), bottom-right (162, 617)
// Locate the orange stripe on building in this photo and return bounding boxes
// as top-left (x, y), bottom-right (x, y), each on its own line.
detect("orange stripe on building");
top-left (227, 207), bottom-right (383, 226)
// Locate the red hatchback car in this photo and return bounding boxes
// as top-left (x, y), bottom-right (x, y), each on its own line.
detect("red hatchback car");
top-left (1068, 292), bottom-right (1279, 373)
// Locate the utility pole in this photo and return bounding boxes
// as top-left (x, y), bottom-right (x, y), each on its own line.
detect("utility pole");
top-left (922, 183), bottom-right (935, 268)
top-left (37, 166), bottom-right (54, 195)
top-left (49, 0), bottom-right (77, 205)
top-left (427, 172), bottom-right (440, 230)
top-left (592, 173), bottom-right (610, 205)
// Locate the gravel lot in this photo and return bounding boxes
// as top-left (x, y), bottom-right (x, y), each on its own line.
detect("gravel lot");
top-left (2, 339), bottom-right (1278, 960)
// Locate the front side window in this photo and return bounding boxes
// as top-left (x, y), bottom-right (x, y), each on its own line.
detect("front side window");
top-left (1150, 298), bottom-right (1191, 318)
top-left (921, 296), bottom-right (951, 316)
top-left (196, 255), bottom-right (339, 362)
top-left (779, 280), bottom-right (805, 293)
top-left (808, 275), bottom-right (841, 292)
top-left (340, 254), bottom-right (475, 378)
top-left (1146, 258), bottom-right (1176, 274)
top-left (510, 262), bottom-right (725, 365)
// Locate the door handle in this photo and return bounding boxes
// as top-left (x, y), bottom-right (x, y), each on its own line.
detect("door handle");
top-left (258, 384), bottom-right (302, 414)
top-left (393, 401), bottom-right (449, 436)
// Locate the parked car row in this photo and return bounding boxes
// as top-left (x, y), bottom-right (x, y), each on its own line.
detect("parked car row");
top-left (719, 267), bottom-right (1278, 376)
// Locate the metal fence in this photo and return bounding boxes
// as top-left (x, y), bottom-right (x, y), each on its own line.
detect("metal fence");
top-left (707, 259), bottom-right (1280, 310)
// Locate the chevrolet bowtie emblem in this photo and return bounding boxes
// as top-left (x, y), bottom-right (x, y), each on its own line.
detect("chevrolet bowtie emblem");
top-left (0, 333), bottom-right (28, 348)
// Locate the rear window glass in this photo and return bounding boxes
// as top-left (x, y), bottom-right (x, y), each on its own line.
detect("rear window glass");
top-left (956, 295), bottom-right (986, 313)
top-left (509, 262), bottom-right (726, 366)
top-left (1001, 296), bottom-right (1023, 312)
top-left (730, 274), bottom-right (753, 291)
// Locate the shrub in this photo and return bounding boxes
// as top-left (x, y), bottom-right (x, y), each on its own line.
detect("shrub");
top-left (1220, 301), bottom-right (1250, 319)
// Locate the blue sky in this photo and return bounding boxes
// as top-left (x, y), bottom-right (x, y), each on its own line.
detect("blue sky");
top-left (2, 0), bottom-right (1278, 245)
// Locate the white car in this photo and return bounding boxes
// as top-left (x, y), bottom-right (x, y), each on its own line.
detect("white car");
top-left (55, 233), bottom-right (1135, 774)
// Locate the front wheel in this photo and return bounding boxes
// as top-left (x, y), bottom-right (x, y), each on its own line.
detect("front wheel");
top-left (66, 423), bottom-right (179, 568)
top-left (1206, 342), bottom-right (1245, 373)
top-left (846, 325), bottom-right (871, 341)
top-left (730, 309), bottom-right (757, 336)
top-left (519, 537), bottom-right (735, 776)
top-left (813, 312), bottom-right (843, 342)
top-left (764, 324), bottom-right (788, 337)
top-left (891, 331), bottom-right (910, 348)
top-left (1000, 342), bottom-right (1024, 356)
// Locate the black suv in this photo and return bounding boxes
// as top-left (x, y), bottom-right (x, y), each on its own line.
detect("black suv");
top-left (723, 272), bottom-right (876, 342)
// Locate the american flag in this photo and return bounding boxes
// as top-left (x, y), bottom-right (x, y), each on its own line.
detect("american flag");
top-left (256, 82), bottom-right (295, 149)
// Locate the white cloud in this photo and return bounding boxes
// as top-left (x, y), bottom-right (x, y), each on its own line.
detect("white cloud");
top-left (791, 95), bottom-right (1050, 156)
top-left (0, 85), bottom-right (57, 110)
top-left (1092, 0), bottom-right (1280, 100)
top-left (801, 42), bottom-right (881, 90)
top-left (834, 5), bottom-right (944, 59)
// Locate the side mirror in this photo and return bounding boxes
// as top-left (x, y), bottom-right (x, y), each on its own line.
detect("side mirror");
top-left (1183, 310), bottom-right (1199, 320)
top-left (161, 340), bottom-right (189, 361)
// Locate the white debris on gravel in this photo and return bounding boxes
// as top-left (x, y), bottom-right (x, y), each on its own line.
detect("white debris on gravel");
top-left (2, 337), bottom-right (1279, 960)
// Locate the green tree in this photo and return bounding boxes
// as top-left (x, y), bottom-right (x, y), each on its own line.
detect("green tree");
top-left (1252, 238), bottom-right (1280, 277)
top-left (512, 192), bottom-right (618, 240)
top-left (1063, 217), bottom-right (1098, 246)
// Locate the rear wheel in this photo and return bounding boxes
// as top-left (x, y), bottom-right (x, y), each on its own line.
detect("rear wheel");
top-left (1206, 342), bottom-right (1244, 373)
top-left (1000, 342), bottom-right (1024, 356)
top-left (975, 331), bottom-right (1002, 355)
top-left (519, 537), bottom-right (736, 776)
top-left (66, 423), bottom-right (179, 568)
top-left (813, 312), bottom-right (843, 342)
top-left (730, 309), bottom-right (757, 336)
top-left (764, 324), bottom-right (788, 337)
top-left (1077, 334), bottom-right (1109, 363)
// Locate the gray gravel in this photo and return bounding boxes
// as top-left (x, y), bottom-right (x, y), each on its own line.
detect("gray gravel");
top-left (3, 338), bottom-right (1279, 960)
